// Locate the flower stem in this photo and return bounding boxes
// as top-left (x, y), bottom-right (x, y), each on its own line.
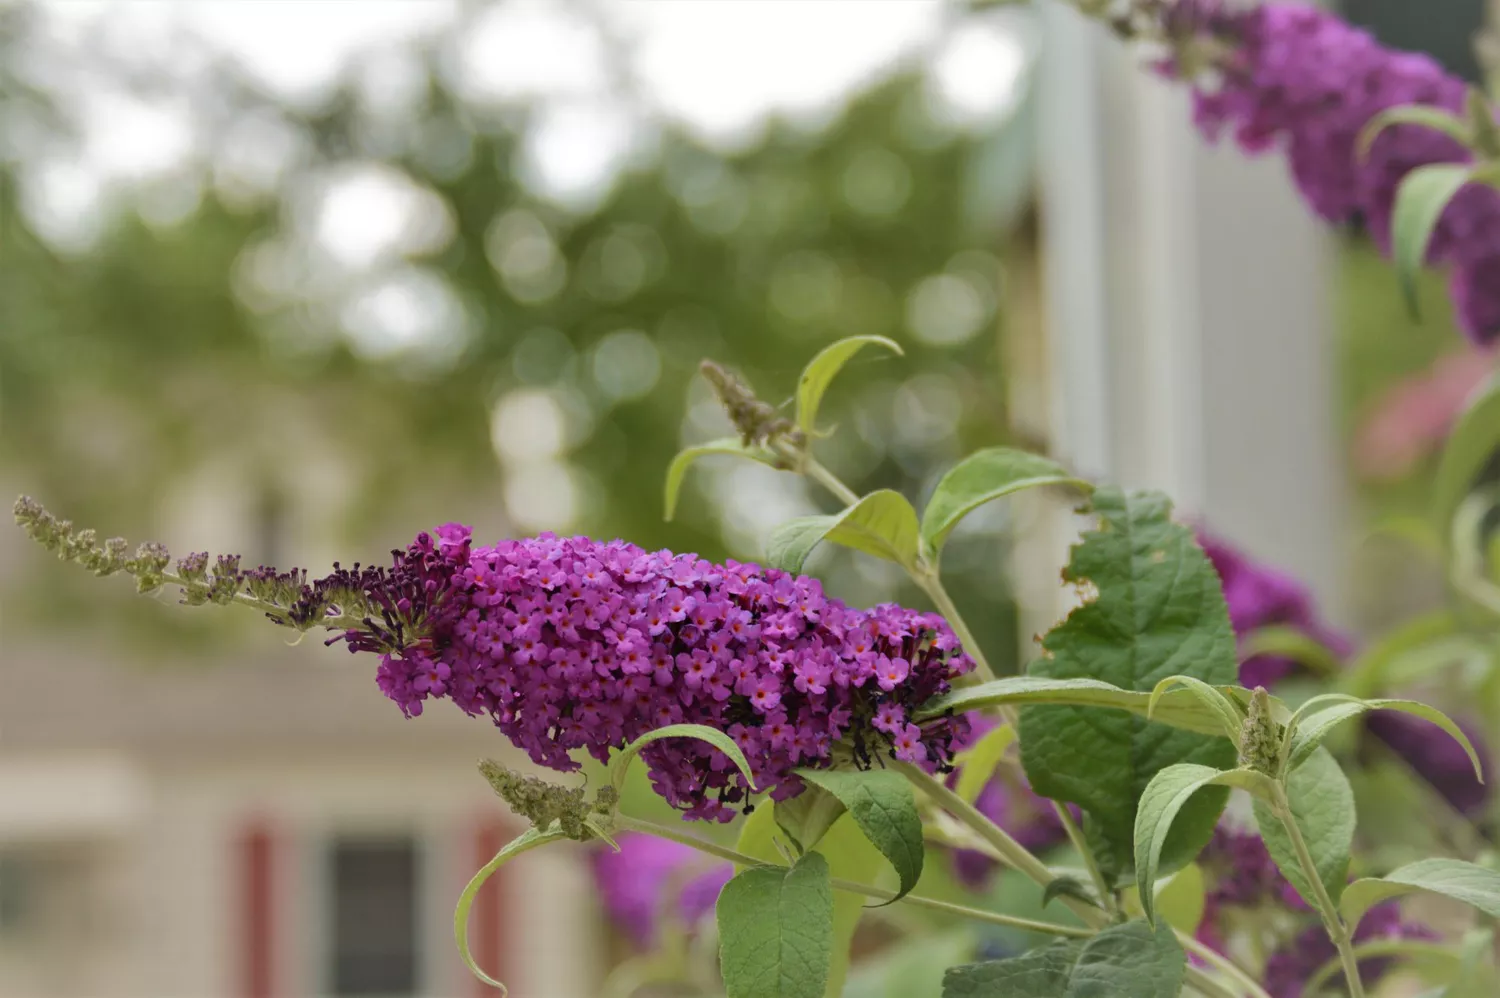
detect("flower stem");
top-left (615, 814), bottom-right (1094, 939)
top-left (1177, 931), bottom-right (1274, 998)
top-left (1051, 797), bottom-right (1119, 919)
top-left (1271, 784), bottom-right (1367, 998)
top-left (893, 761), bottom-right (1110, 930)
top-left (795, 453), bottom-right (862, 507)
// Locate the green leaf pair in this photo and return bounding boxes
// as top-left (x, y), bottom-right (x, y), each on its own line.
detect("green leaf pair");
top-left (663, 335), bottom-right (902, 521)
top-left (766, 447), bottom-right (1086, 575)
top-left (941, 920), bottom-right (1184, 998)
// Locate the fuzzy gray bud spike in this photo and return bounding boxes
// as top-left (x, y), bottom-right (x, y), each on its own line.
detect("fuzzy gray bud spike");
top-left (478, 760), bottom-right (618, 841)
top-left (1237, 686), bottom-right (1281, 777)
top-left (699, 360), bottom-right (806, 459)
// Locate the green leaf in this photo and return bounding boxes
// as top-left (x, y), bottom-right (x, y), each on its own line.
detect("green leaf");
top-left (1018, 488), bottom-right (1241, 881)
top-left (1133, 764), bottom-right (1276, 924)
top-left (1435, 373), bottom-right (1500, 552)
top-left (1392, 164), bottom-right (1472, 317)
top-left (941, 920), bottom-right (1184, 998)
top-left (1342, 858), bottom-right (1500, 931)
top-left (735, 806), bottom-right (887, 998)
top-left (1285, 698), bottom-right (1483, 779)
top-left (798, 768), bottom-right (924, 903)
top-left (612, 723), bottom-right (757, 794)
top-left (774, 780), bottom-right (846, 852)
top-left (455, 825), bottom-right (570, 994)
top-left (953, 723), bottom-right (1016, 805)
top-left (1253, 748), bottom-right (1356, 906)
top-left (1240, 625), bottom-right (1345, 676)
top-left (796, 335), bottom-right (903, 436)
top-left (919, 447), bottom-right (1091, 557)
top-left (765, 490), bottom-right (920, 575)
top-left (1041, 876), bottom-right (1100, 911)
top-left (1357, 104), bottom-right (1471, 161)
top-left (664, 438), bottom-right (778, 521)
top-left (775, 782), bottom-right (846, 854)
top-left (1148, 675), bottom-right (1244, 743)
top-left (915, 675), bottom-right (1248, 738)
top-left (718, 852), bottom-right (833, 998)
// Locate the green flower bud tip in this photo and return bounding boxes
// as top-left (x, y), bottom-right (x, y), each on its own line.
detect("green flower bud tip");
top-left (1237, 686), bottom-right (1280, 777)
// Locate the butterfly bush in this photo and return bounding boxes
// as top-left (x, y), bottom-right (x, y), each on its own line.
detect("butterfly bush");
top-left (349, 525), bottom-right (974, 821)
top-left (1164, 2), bottom-right (1500, 343)
top-left (1197, 828), bottom-right (1433, 998)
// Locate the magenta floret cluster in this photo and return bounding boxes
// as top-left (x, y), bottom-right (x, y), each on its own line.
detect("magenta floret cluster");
top-left (1175, 3), bottom-right (1500, 343)
top-left (347, 525), bottom-right (973, 821)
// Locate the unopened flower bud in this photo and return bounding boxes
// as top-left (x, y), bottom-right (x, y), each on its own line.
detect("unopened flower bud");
top-left (1238, 686), bottom-right (1280, 776)
top-left (699, 360), bottom-right (805, 461)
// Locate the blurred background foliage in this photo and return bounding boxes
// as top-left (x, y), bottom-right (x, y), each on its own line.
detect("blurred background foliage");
top-left (0, 0), bottom-right (1039, 663)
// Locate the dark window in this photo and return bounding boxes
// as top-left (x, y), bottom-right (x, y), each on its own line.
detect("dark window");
top-left (328, 838), bottom-right (420, 996)
top-left (1342, 0), bottom-right (1486, 83)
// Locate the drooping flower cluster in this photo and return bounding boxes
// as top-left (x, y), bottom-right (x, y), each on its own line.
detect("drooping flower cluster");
top-left (1197, 827), bottom-right (1433, 998)
top-left (365, 525), bottom-right (974, 821)
top-left (1165, 3), bottom-right (1500, 343)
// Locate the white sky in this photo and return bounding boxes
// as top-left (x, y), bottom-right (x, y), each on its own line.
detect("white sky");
top-left (27, 0), bottom-right (1030, 206)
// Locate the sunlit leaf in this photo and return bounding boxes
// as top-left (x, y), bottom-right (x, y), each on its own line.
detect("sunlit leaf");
top-left (920, 447), bottom-right (1090, 557)
top-left (766, 490), bottom-right (920, 574)
top-left (796, 335), bottom-right (904, 436)
top-left (664, 438), bottom-right (778, 521)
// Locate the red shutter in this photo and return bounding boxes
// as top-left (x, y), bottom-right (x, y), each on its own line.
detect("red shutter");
top-left (237, 821), bottom-right (276, 998)
top-left (471, 820), bottom-right (511, 998)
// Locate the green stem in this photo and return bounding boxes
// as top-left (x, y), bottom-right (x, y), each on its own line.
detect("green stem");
top-left (1272, 784), bottom-right (1366, 998)
top-left (1177, 931), bottom-right (1274, 998)
top-left (894, 761), bottom-right (1109, 930)
top-left (913, 569), bottom-right (998, 684)
top-left (615, 814), bottom-right (1094, 939)
top-left (156, 570), bottom-right (370, 632)
top-left (797, 453), bottom-right (861, 507)
top-left (1052, 797), bottom-right (1118, 918)
top-left (1302, 939), bottom-right (1460, 998)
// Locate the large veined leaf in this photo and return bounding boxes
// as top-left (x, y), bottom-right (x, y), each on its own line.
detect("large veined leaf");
top-left (919, 447), bottom-right (1091, 558)
top-left (798, 768), bottom-right (924, 902)
top-left (1019, 488), bottom-right (1241, 881)
top-left (1342, 858), bottom-right (1500, 930)
top-left (941, 920), bottom-right (1184, 998)
top-left (1435, 373), bottom-right (1500, 554)
top-left (736, 806), bottom-right (888, 998)
top-left (1133, 764), bottom-right (1275, 924)
top-left (1390, 164), bottom-right (1472, 317)
top-left (718, 852), bottom-right (833, 998)
top-left (796, 335), bottom-right (903, 436)
top-left (766, 490), bottom-right (920, 574)
top-left (1253, 748), bottom-right (1356, 906)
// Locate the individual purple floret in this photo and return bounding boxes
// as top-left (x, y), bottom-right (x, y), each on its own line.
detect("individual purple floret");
top-left (347, 525), bottom-right (973, 822)
top-left (590, 833), bottom-right (732, 948)
top-left (1171, 3), bottom-right (1500, 343)
top-left (1263, 901), bottom-right (1435, 998)
top-left (1196, 530), bottom-right (1352, 688)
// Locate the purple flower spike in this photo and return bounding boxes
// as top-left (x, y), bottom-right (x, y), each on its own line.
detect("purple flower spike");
top-left (1176, 3), bottom-right (1500, 344)
top-left (344, 526), bottom-right (973, 821)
